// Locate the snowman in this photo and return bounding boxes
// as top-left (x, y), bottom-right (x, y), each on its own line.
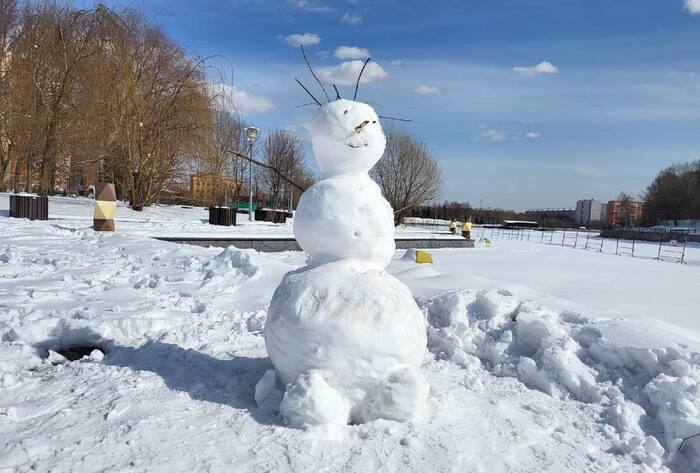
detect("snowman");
top-left (261, 98), bottom-right (428, 428)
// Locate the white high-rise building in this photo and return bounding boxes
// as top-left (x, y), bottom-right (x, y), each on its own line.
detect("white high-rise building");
top-left (574, 199), bottom-right (606, 225)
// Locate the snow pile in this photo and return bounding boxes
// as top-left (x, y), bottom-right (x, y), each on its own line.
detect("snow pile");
top-left (0, 225), bottom-right (291, 389)
top-left (423, 288), bottom-right (700, 471)
top-left (264, 99), bottom-right (429, 427)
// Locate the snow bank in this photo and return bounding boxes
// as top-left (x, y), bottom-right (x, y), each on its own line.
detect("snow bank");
top-left (423, 288), bottom-right (700, 470)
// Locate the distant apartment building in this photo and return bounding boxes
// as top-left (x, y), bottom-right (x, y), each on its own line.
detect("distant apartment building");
top-left (574, 199), bottom-right (607, 225)
top-left (525, 208), bottom-right (575, 220)
top-left (607, 199), bottom-right (643, 226)
top-left (190, 173), bottom-right (241, 204)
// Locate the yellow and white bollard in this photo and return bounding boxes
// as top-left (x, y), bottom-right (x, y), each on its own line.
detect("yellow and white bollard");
top-left (414, 249), bottom-right (433, 264)
top-left (93, 183), bottom-right (116, 232)
top-left (462, 217), bottom-right (472, 240)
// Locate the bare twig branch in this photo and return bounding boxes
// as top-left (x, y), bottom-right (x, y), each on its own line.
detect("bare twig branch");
top-left (295, 78), bottom-right (321, 106)
top-left (679, 433), bottom-right (700, 452)
top-left (378, 115), bottom-right (412, 122)
top-left (332, 84), bottom-right (341, 100)
top-left (353, 57), bottom-right (371, 101)
top-left (294, 102), bottom-right (317, 108)
top-left (300, 45), bottom-right (329, 103)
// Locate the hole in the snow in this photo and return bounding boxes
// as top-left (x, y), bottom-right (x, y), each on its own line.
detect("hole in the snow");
top-left (353, 231), bottom-right (361, 238)
top-left (54, 345), bottom-right (105, 361)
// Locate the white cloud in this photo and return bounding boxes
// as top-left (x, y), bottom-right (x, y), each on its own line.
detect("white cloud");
top-left (513, 60), bottom-right (559, 76)
top-left (341, 12), bottom-right (362, 25)
top-left (210, 83), bottom-right (274, 116)
top-left (295, 1), bottom-right (333, 13)
top-left (284, 33), bottom-right (321, 47)
top-left (685, 0), bottom-right (700, 14)
top-left (390, 60), bottom-right (403, 66)
top-left (480, 130), bottom-right (540, 142)
top-left (334, 46), bottom-right (370, 60)
top-left (317, 60), bottom-right (387, 86)
top-left (413, 84), bottom-right (440, 95)
top-left (480, 130), bottom-right (510, 143)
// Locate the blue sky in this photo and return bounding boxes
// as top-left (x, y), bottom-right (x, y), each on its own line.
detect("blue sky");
top-left (95, 0), bottom-right (700, 210)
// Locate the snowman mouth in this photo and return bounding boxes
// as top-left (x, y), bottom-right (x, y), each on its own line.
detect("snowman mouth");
top-left (348, 143), bottom-right (369, 148)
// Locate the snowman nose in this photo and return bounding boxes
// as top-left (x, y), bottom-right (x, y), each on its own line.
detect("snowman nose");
top-left (355, 120), bottom-right (370, 133)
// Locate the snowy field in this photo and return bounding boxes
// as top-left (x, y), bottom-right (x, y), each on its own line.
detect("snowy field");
top-left (0, 193), bottom-right (460, 240)
top-left (2, 194), bottom-right (700, 472)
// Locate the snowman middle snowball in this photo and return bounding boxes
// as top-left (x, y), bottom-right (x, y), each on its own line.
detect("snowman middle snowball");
top-left (263, 99), bottom-right (429, 427)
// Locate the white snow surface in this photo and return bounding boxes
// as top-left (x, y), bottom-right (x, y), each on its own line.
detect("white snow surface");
top-left (1, 196), bottom-right (700, 472)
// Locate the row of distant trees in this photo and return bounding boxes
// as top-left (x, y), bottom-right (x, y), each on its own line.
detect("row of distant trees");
top-left (409, 201), bottom-right (535, 225)
top-left (641, 160), bottom-right (700, 226)
top-left (0, 1), bottom-right (313, 210)
top-left (410, 160), bottom-right (700, 228)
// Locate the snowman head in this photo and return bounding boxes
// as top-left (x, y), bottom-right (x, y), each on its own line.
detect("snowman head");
top-left (309, 99), bottom-right (386, 178)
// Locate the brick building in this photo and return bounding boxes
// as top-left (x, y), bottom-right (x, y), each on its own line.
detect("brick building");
top-left (190, 173), bottom-right (241, 205)
top-left (607, 200), bottom-right (643, 226)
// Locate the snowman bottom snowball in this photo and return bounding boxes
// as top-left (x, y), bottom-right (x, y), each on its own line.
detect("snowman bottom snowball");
top-left (262, 259), bottom-right (429, 427)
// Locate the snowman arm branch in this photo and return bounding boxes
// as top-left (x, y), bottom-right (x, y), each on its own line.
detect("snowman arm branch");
top-left (353, 57), bottom-right (371, 101)
top-left (228, 149), bottom-right (307, 192)
top-left (300, 45), bottom-right (330, 103)
top-left (295, 78), bottom-right (322, 106)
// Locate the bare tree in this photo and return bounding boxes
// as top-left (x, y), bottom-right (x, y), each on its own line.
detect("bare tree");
top-left (88, 8), bottom-right (213, 210)
top-left (371, 129), bottom-right (442, 225)
top-left (0, 0), bottom-right (18, 190)
top-left (11, 3), bottom-right (101, 195)
top-left (260, 131), bottom-right (307, 208)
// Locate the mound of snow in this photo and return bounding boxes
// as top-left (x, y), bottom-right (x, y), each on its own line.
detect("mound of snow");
top-left (423, 288), bottom-right (700, 470)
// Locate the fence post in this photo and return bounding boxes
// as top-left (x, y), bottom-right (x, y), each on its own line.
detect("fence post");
top-left (656, 236), bottom-right (663, 261)
top-left (630, 237), bottom-right (635, 258)
top-left (540, 230), bottom-right (545, 243)
top-left (527, 229), bottom-right (531, 242)
top-left (549, 230), bottom-right (554, 245)
top-left (574, 229), bottom-right (579, 249)
top-left (561, 231), bottom-right (566, 247)
top-left (584, 231), bottom-right (590, 250)
top-left (615, 237), bottom-right (620, 255)
top-left (680, 237), bottom-right (688, 264)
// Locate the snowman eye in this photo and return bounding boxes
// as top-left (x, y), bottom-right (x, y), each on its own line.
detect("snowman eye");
top-left (372, 121), bottom-right (377, 124)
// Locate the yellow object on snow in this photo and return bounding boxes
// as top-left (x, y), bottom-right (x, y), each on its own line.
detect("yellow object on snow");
top-left (93, 200), bottom-right (116, 220)
top-left (483, 238), bottom-right (491, 245)
top-left (462, 221), bottom-right (472, 232)
top-left (415, 250), bottom-right (433, 264)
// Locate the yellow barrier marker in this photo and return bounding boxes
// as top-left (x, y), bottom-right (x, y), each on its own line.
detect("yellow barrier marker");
top-left (415, 250), bottom-right (433, 264)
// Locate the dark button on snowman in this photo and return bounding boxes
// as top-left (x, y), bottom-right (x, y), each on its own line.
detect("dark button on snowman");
top-left (263, 90), bottom-right (428, 428)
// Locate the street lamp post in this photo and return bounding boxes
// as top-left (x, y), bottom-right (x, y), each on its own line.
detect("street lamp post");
top-left (245, 127), bottom-right (259, 221)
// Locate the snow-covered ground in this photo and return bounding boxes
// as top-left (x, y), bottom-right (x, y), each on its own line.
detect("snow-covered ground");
top-left (0, 193), bottom-right (461, 240)
top-left (2, 194), bottom-right (700, 472)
